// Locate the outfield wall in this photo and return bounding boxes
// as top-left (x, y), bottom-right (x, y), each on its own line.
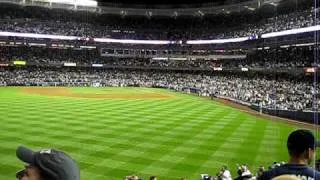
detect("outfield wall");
top-left (250, 104), bottom-right (319, 125)
top-left (167, 87), bottom-right (319, 124)
top-left (213, 95), bottom-right (319, 125)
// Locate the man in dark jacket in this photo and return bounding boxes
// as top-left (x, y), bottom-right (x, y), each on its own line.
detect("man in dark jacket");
top-left (258, 129), bottom-right (320, 180)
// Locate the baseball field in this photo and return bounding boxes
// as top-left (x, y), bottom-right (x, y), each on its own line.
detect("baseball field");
top-left (0, 87), bottom-right (316, 179)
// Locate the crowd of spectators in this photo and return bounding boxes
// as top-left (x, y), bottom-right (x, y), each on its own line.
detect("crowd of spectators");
top-left (0, 3), bottom-right (318, 40)
top-left (124, 162), bottom-right (291, 180)
top-left (0, 68), bottom-right (318, 111)
top-left (0, 46), bottom-right (316, 69)
top-left (226, 47), bottom-right (315, 69)
top-left (0, 46), bottom-right (100, 65)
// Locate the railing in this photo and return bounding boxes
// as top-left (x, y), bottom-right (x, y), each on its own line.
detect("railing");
top-left (250, 104), bottom-right (319, 124)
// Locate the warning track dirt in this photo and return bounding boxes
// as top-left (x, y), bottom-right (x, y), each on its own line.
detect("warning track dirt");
top-left (22, 87), bottom-right (172, 100)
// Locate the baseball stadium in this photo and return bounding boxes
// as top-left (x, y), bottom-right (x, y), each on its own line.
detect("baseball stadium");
top-left (0, 0), bottom-right (319, 179)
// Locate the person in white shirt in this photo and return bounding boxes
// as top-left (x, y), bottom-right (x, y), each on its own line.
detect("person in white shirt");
top-left (221, 166), bottom-right (232, 180)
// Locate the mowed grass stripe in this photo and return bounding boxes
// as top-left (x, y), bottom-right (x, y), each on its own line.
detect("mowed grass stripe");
top-left (0, 98), bottom-right (188, 146)
top-left (0, 99), bottom-right (182, 137)
top-left (84, 101), bottom-right (218, 177)
top-left (163, 112), bottom-right (247, 179)
top-left (253, 123), bottom-right (289, 166)
top-left (139, 109), bottom-right (233, 179)
top-left (0, 87), bottom-right (300, 179)
top-left (103, 106), bottom-right (228, 177)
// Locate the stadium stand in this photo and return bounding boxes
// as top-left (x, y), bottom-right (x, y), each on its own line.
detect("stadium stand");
top-left (0, 67), bottom-right (318, 111)
top-left (0, 4), bottom-right (318, 39)
top-left (0, 46), bottom-right (317, 69)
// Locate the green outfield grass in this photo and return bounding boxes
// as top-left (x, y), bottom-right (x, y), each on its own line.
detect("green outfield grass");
top-left (0, 87), bottom-right (310, 179)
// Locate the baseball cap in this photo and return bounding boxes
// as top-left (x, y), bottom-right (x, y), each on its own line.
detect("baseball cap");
top-left (16, 146), bottom-right (80, 180)
top-left (287, 129), bottom-right (320, 154)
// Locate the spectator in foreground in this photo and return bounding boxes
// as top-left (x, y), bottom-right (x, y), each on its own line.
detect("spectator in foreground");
top-left (316, 159), bottom-right (320, 171)
top-left (125, 175), bottom-right (140, 180)
top-left (220, 166), bottom-right (232, 180)
top-left (150, 176), bottom-right (157, 180)
top-left (258, 129), bottom-right (320, 180)
top-left (256, 165), bottom-right (265, 178)
top-left (15, 146), bottom-right (80, 180)
top-left (234, 164), bottom-right (252, 180)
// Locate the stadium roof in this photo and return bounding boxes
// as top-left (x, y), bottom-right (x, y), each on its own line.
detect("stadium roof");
top-left (98, 0), bottom-right (233, 6)
top-left (0, 0), bottom-right (311, 17)
top-left (98, 0), bottom-right (260, 8)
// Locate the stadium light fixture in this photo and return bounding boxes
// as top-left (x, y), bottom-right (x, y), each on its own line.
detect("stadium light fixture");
top-left (75, 0), bottom-right (97, 7)
top-left (0, 31), bottom-right (79, 40)
top-left (170, 57), bottom-right (187, 60)
top-left (305, 67), bottom-right (316, 73)
top-left (243, 6), bottom-right (255, 11)
top-left (280, 45), bottom-right (290, 48)
top-left (241, 68), bottom-right (249, 71)
top-left (64, 63), bottom-right (76, 67)
top-left (0, 63), bottom-right (9, 66)
top-left (92, 64), bottom-right (103, 67)
top-left (261, 25), bottom-right (320, 38)
top-left (47, 0), bottom-right (97, 7)
top-left (213, 67), bottom-right (222, 71)
top-left (2, 24), bottom-right (318, 46)
top-left (268, 2), bottom-right (278, 6)
top-left (94, 38), bottom-right (173, 45)
top-left (48, 0), bottom-right (72, 5)
top-left (29, 43), bottom-right (46, 47)
top-left (80, 46), bottom-right (96, 49)
top-left (152, 57), bottom-right (169, 60)
top-left (295, 43), bottom-right (315, 47)
top-left (186, 37), bottom-right (249, 44)
top-left (0, 31), bottom-right (175, 45)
